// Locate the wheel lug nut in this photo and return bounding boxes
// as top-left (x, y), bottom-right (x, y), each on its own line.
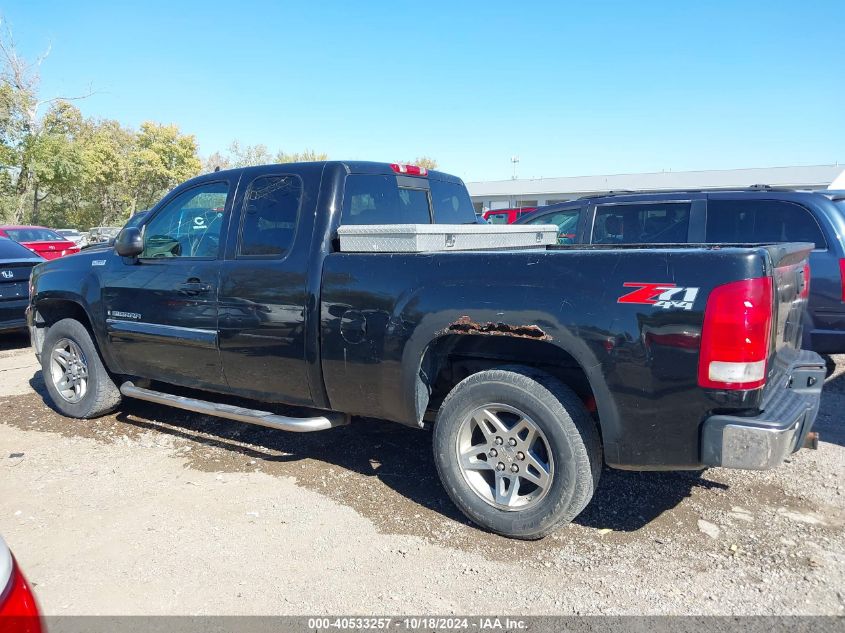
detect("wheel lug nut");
top-left (517, 451), bottom-right (525, 460)
top-left (508, 438), bottom-right (517, 446)
top-left (510, 464), bottom-right (519, 473)
top-left (495, 437), bottom-right (503, 445)
top-left (489, 448), bottom-right (498, 457)
top-left (496, 462), bottom-right (505, 471)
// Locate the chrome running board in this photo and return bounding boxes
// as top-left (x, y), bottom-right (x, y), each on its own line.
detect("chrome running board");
top-left (119, 382), bottom-right (348, 432)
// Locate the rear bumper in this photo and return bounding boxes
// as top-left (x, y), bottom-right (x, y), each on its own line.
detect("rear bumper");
top-left (701, 351), bottom-right (826, 470)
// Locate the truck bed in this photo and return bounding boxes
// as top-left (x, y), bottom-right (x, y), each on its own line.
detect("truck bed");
top-left (320, 241), bottom-right (811, 469)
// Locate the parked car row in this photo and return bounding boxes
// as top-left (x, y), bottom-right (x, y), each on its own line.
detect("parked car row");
top-left (0, 221), bottom-right (126, 333)
top-left (0, 224), bottom-right (126, 258)
top-left (87, 226), bottom-right (121, 245)
top-left (56, 228), bottom-right (88, 247)
top-left (0, 226), bottom-right (80, 260)
top-left (0, 238), bottom-right (43, 332)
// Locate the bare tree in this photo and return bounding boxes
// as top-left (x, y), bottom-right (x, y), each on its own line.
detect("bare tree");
top-left (0, 17), bottom-right (93, 221)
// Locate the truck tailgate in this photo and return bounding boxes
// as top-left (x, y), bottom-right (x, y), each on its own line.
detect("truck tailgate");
top-left (766, 242), bottom-right (813, 364)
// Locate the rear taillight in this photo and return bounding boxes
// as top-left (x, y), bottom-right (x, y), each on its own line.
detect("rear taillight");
top-left (0, 558), bottom-right (42, 633)
top-left (390, 163), bottom-right (428, 177)
top-left (698, 276), bottom-right (773, 390)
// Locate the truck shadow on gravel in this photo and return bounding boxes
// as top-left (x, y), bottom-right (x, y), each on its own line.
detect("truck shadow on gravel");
top-left (21, 372), bottom-right (749, 537)
top-left (101, 398), bottom-right (724, 535)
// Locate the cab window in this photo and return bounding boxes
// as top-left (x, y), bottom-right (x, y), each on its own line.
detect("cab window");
top-left (238, 175), bottom-right (303, 257)
top-left (430, 179), bottom-right (476, 223)
top-left (142, 182), bottom-right (229, 258)
top-left (525, 209), bottom-right (581, 244)
top-left (342, 175), bottom-right (431, 224)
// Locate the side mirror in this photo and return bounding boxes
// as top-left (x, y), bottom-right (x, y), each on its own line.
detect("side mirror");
top-left (114, 227), bottom-right (143, 258)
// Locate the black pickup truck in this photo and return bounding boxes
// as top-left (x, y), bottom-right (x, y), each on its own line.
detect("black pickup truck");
top-left (27, 161), bottom-right (825, 539)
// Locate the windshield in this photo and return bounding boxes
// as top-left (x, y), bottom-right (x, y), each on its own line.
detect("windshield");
top-left (5, 228), bottom-right (65, 242)
top-left (124, 211), bottom-right (149, 229)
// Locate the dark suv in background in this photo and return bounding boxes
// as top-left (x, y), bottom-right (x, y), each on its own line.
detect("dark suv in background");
top-left (517, 188), bottom-right (845, 353)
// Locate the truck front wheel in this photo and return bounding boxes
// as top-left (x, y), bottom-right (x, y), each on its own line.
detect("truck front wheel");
top-left (41, 318), bottom-right (122, 419)
top-left (433, 366), bottom-right (601, 539)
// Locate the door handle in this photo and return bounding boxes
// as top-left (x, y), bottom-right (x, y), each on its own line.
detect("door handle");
top-left (178, 280), bottom-right (212, 296)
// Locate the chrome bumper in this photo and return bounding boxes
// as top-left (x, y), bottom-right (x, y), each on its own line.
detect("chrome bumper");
top-left (701, 352), bottom-right (825, 470)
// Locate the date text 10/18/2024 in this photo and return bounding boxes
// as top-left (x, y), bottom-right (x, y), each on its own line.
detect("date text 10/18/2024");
top-left (307, 617), bottom-right (528, 630)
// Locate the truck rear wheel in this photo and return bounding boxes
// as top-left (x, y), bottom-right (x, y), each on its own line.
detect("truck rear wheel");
top-left (41, 318), bottom-right (122, 419)
top-left (433, 365), bottom-right (601, 539)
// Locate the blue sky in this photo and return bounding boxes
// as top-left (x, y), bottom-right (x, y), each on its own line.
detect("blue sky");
top-left (6, 0), bottom-right (845, 181)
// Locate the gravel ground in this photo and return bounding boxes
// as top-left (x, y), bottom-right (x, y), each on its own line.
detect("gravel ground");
top-left (0, 332), bottom-right (843, 615)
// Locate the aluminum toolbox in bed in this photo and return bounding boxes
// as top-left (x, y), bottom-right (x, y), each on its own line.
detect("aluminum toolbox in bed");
top-left (337, 223), bottom-right (560, 253)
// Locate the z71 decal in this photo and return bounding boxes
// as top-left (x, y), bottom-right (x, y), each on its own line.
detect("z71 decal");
top-left (617, 282), bottom-right (699, 311)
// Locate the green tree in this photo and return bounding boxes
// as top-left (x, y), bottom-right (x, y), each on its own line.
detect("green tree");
top-left (0, 21), bottom-right (93, 224)
top-left (128, 121), bottom-right (201, 211)
top-left (202, 150), bottom-right (231, 173)
top-left (28, 100), bottom-right (87, 226)
top-left (2, 24), bottom-right (344, 229)
top-left (79, 118), bottom-right (135, 226)
top-left (274, 148), bottom-right (328, 163)
top-left (0, 80), bottom-right (32, 221)
top-left (228, 140), bottom-right (272, 167)
top-left (208, 140), bottom-right (329, 170)
top-left (397, 156), bottom-right (438, 170)
top-left (414, 156), bottom-right (437, 170)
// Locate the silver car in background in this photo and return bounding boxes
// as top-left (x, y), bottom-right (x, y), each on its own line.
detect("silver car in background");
top-left (55, 228), bottom-right (88, 248)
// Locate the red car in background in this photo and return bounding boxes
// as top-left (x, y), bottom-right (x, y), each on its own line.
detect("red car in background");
top-left (0, 226), bottom-right (80, 260)
top-left (482, 207), bottom-right (537, 224)
top-left (0, 536), bottom-right (43, 633)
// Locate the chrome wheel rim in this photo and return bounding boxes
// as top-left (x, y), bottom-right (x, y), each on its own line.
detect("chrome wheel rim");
top-left (455, 404), bottom-right (554, 511)
top-left (50, 338), bottom-right (89, 403)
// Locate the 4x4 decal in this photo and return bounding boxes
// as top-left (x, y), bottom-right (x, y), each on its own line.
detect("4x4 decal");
top-left (618, 282), bottom-right (699, 311)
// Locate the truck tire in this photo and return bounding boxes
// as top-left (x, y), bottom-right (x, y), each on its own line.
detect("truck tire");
top-left (433, 365), bottom-right (601, 539)
top-left (41, 318), bottom-right (122, 419)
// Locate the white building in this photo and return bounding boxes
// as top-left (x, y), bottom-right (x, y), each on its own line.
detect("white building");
top-left (467, 164), bottom-right (845, 212)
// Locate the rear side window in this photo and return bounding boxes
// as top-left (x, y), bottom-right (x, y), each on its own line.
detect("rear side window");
top-left (526, 209), bottom-right (581, 244)
top-left (486, 212), bottom-right (510, 224)
top-left (430, 179), bottom-right (476, 223)
top-left (706, 199), bottom-right (827, 248)
top-left (238, 175), bottom-right (302, 257)
top-left (593, 202), bottom-right (691, 244)
top-left (342, 175), bottom-right (431, 225)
